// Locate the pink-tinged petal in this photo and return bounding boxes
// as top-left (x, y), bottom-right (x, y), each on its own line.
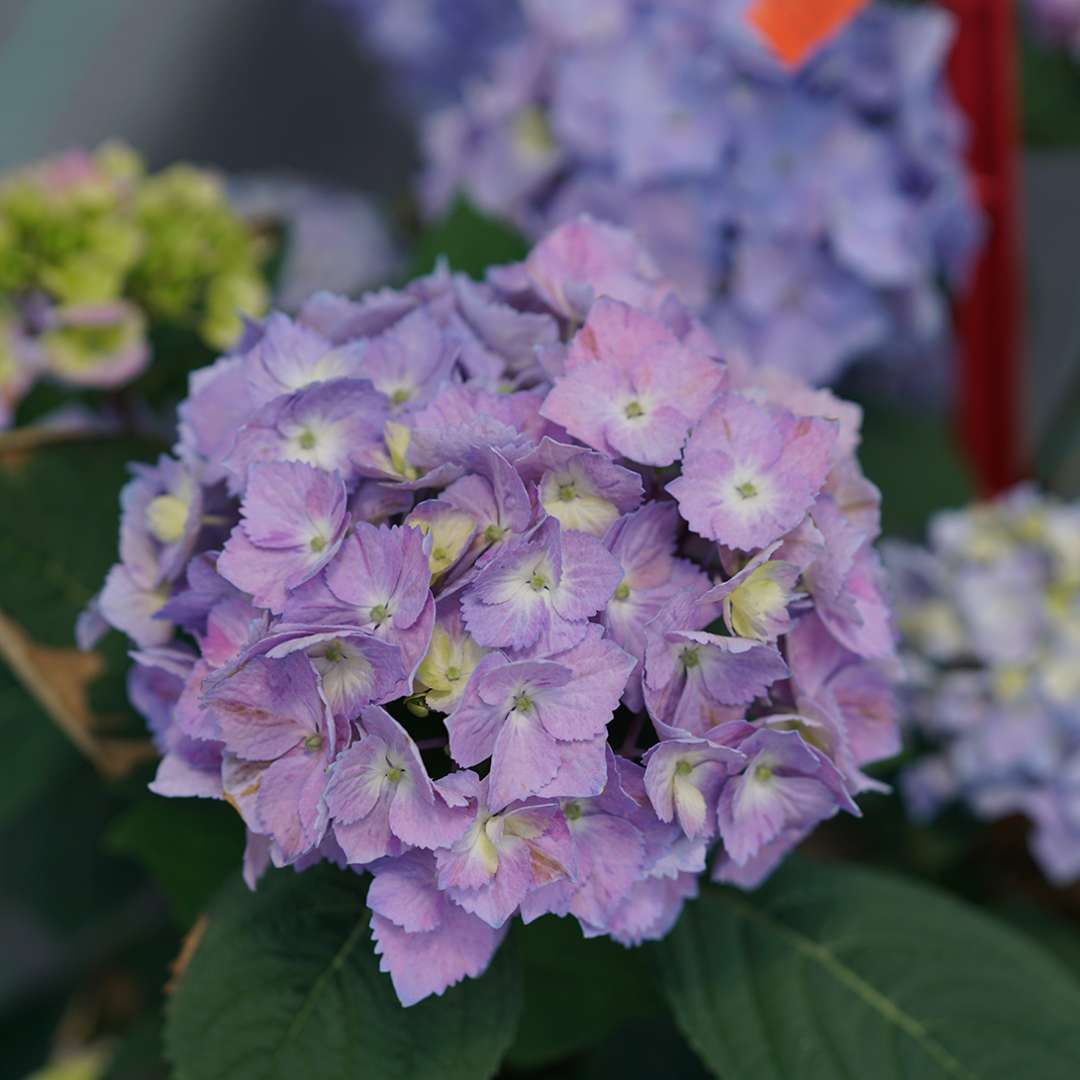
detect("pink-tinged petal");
top-left (711, 826), bottom-right (809, 889)
top-left (675, 631), bottom-right (789, 705)
top-left (243, 830), bottom-right (272, 890)
top-left (551, 530), bottom-right (622, 621)
top-left (370, 907), bottom-right (505, 1007)
top-left (99, 563), bottom-right (172, 647)
top-left (394, 787), bottom-right (473, 850)
top-left (149, 749), bottom-right (223, 799)
top-left (461, 581), bottom-right (549, 651)
top-left (668, 393), bottom-right (836, 550)
top-left (534, 628), bottom-right (635, 741)
top-left (605, 871), bottom-right (700, 947)
top-left (255, 745), bottom-right (330, 863)
top-left (445, 653), bottom-right (517, 767)
top-left (333, 791), bottom-right (399, 865)
top-left (541, 299), bottom-right (723, 466)
top-left (240, 461), bottom-right (347, 550)
top-left (487, 709), bottom-right (562, 811)
top-left (324, 738), bottom-right (391, 825)
top-left (204, 654), bottom-right (325, 761)
top-left (367, 851), bottom-right (445, 932)
top-left (816, 546), bottom-right (896, 660)
top-left (533, 736), bottom-right (608, 800)
top-left (566, 813), bottom-right (646, 927)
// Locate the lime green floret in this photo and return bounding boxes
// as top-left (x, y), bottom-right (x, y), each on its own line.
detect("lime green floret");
top-left (0, 159), bottom-right (139, 302)
top-left (127, 164), bottom-right (268, 348)
top-left (0, 145), bottom-right (269, 351)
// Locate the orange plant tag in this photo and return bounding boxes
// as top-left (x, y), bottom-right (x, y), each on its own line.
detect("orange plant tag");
top-left (747, 0), bottom-right (870, 68)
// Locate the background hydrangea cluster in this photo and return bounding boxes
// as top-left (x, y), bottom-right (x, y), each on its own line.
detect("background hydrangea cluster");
top-left (1027, 0), bottom-right (1080, 58)
top-left (887, 488), bottom-right (1080, 884)
top-left (84, 216), bottom-right (899, 1005)
top-left (0, 143), bottom-right (268, 427)
top-left (340, 0), bottom-right (983, 386)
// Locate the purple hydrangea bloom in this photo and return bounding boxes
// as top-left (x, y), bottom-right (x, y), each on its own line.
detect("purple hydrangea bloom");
top-left (368, 850), bottom-right (507, 1005)
top-left (541, 298), bottom-right (725, 467)
top-left (83, 217), bottom-right (899, 1004)
top-left (889, 487), bottom-right (1080, 884)
top-left (326, 707), bottom-right (471, 862)
top-left (446, 624), bottom-right (636, 809)
top-left (461, 517), bottom-right (622, 653)
top-left (400, 0), bottom-right (982, 386)
top-left (668, 393), bottom-right (837, 550)
top-left (217, 461), bottom-right (349, 614)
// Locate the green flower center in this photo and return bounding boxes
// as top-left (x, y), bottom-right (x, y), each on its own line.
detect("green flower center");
top-left (391, 387), bottom-right (412, 405)
top-left (613, 581), bottom-right (631, 601)
top-left (446, 666), bottom-right (462, 682)
top-left (484, 523), bottom-right (506, 543)
top-left (512, 691), bottom-right (533, 713)
top-left (309, 535), bottom-right (327, 553)
top-left (529, 573), bottom-right (548, 591)
top-left (735, 481), bottom-right (758, 500)
top-left (298, 430), bottom-right (317, 450)
top-left (557, 482), bottom-right (576, 502)
top-left (563, 801), bottom-right (582, 821)
top-left (303, 733), bottom-right (324, 752)
top-left (624, 400), bottom-right (644, 419)
top-left (754, 764), bottom-right (773, 783)
top-left (680, 647), bottom-right (700, 669)
top-left (369, 603), bottom-right (390, 625)
top-left (675, 760), bottom-right (693, 777)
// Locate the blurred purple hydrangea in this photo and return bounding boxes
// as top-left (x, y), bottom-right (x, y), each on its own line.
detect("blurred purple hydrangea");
top-left (1026, 0), bottom-right (1080, 55)
top-left (339, 0), bottom-right (982, 386)
top-left (886, 488), bottom-right (1080, 884)
top-left (325, 0), bottom-right (524, 109)
top-left (83, 216), bottom-right (900, 1005)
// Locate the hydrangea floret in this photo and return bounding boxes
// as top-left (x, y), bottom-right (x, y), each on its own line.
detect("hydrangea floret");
top-left (84, 216), bottom-right (899, 1005)
top-left (887, 488), bottom-right (1080, 884)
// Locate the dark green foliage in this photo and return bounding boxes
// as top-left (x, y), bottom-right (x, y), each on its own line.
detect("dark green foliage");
top-left (165, 866), bottom-right (523, 1080)
top-left (855, 401), bottom-right (975, 539)
top-left (506, 915), bottom-right (662, 1069)
top-left (408, 197), bottom-right (529, 281)
top-left (107, 797), bottom-right (245, 927)
top-left (655, 857), bottom-right (1080, 1079)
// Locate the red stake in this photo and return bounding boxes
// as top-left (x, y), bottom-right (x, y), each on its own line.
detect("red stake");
top-left (939, 0), bottom-right (1024, 494)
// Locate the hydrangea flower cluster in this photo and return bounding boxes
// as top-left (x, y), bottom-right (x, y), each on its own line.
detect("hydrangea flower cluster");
top-left (84, 217), bottom-right (899, 1005)
top-left (0, 143), bottom-right (268, 427)
top-left (326, 0), bottom-right (522, 110)
top-left (406, 0), bottom-right (982, 386)
top-left (886, 488), bottom-right (1080, 884)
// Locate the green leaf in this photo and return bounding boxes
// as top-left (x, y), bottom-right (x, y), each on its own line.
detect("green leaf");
top-left (0, 437), bottom-right (160, 810)
top-left (1021, 33), bottom-right (1080, 148)
top-left (408, 197), bottom-right (529, 281)
top-left (855, 402), bottom-right (974, 539)
top-left (106, 796), bottom-right (245, 926)
top-left (104, 1012), bottom-right (169, 1080)
top-left (656, 857), bottom-right (1080, 1080)
top-left (165, 866), bottom-right (522, 1080)
top-left (0, 662), bottom-right (77, 826)
top-left (506, 915), bottom-right (662, 1069)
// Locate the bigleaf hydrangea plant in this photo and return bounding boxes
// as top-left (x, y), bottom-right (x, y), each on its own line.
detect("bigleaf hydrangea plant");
top-left (83, 217), bottom-right (900, 1005)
